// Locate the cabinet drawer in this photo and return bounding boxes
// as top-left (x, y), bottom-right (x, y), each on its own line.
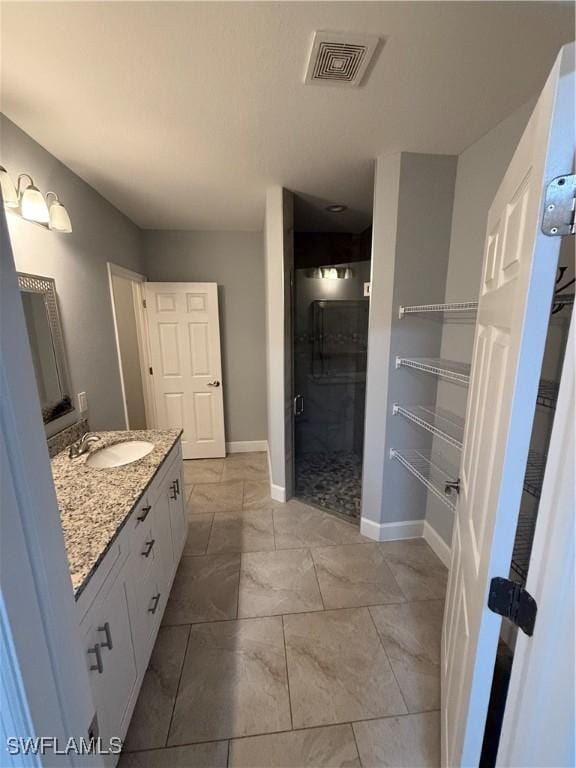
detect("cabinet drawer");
top-left (129, 565), bottom-right (164, 665)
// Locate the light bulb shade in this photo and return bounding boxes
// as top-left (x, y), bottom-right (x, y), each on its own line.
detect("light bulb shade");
top-left (0, 166), bottom-right (19, 208)
top-left (20, 185), bottom-right (50, 224)
top-left (49, 200), bottom-right (72, 233)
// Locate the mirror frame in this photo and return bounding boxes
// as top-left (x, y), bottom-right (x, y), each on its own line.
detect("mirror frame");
top-left (17, 272), bottom-right (76, 431)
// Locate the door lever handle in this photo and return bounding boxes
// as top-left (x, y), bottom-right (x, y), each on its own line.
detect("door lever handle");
top-left (294, 394), bottom-right (304, 416)
top-left (207, 381), bottom-right (221, 387)
top-left (445, 479), bottom-right (460, 496)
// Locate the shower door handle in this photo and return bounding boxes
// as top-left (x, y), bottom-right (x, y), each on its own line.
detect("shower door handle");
top-left (294, 394), bottom-right (304, 416)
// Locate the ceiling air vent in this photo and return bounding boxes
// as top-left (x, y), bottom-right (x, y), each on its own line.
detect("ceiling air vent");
top-left (304, 31), bottom-right (381, 88)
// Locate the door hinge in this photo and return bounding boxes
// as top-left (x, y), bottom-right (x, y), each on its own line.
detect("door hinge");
top-left (541, 174), bottom-right (575, 236)
top-left (142, 298), bottom-right (147, 308)
top-left (488, 577), bottom-right (537, 636)
top-left (149, 366), bottom-right (153, 375)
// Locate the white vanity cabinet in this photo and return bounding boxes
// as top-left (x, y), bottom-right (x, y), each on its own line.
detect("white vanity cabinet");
top-left (76, 440), bottom-right (186, 759)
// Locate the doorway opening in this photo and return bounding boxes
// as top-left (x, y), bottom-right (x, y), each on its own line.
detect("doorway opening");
top-left (107, 263), bottom-right (154, 430)
top-left (292, 224), bottom-right (372, 520)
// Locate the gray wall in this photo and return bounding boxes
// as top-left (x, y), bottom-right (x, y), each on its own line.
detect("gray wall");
top-left (1, 115), bottom-right (144, 430)
top-left (426, 98), bottom-right (536, 545)
top-left (362, 152), bottom-right (457, 533)
top-left (142, 229), bottom-right (267, 444)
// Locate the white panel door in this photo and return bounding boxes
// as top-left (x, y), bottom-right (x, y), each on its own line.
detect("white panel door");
top-left (496, 317), bottom-right (574, 767)
top-left (145, 282), bottom-right (225, 459)
top-left (442, 44), bottom-right (574, 767)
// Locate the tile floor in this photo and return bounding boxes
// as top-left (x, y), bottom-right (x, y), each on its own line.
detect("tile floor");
top-left (120, 452), bottom-right (447, 768)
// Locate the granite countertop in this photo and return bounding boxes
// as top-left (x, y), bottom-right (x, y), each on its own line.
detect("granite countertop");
top-left (51, 429), bottom-right (182, 599)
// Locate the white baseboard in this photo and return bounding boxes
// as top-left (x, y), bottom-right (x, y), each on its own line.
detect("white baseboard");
top-left (360, 517), bottom-right (424, 542)
top-left (226, 440), bottom-right (268, 454)
top-left (270, 483), bottom-right (286, 503)
top-left (423, 520), bottom-right (451, 567)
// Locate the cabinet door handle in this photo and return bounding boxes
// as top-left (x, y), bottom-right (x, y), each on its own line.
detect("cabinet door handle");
top-left (148, 592), bottom-right (161, 614)
top-left (174, 478), bottom-right (180, 496)
top-left (170, 481), bottom-right (178, 500)
top-left (137, 505), bottom-right (152, 522)
top-left (142, 538), bottom-right (155, 558)
top-left (88, 644), bottom-right (103, 674)
top-left (98, 621), bottom-right (113, 650)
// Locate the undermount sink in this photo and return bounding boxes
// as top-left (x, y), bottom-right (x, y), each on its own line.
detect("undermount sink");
top-left (86, 440), bottom-right (154, 469)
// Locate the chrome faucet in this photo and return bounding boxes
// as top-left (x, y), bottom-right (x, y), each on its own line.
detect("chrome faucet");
top-left (69, 432), bottom-right (102, 459)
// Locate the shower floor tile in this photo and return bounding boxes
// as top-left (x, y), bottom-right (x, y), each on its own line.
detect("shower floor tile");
top-left (295, 451), bottom-right (362, 518)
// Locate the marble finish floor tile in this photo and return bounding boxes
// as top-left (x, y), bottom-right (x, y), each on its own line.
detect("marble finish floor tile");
top-left (243, 481), bottom-right (282, 510)
top-left (188, 481), bottom-right (244, 514)
top-left (162, 554), bottom-right (240, 625)
top-left (274, 502), bottom-right (365, 550)
top-left (379, 541), bottom-right (448, 601)
top-left (183, 514), bottom-right (214, 555)
top-left (207, 510), bottom-right (275, 553)
top-left (283, 608), bottom-right (407, 728)
top-left (168, 617), bottom-right (291, 744)
top-left (119, 741), bottom-right (228, 768)
top-left (369, 601), bottom-right (443, 712)
top-left (123, 625), bottom-right (190, 751)
top-left (229, 724), bottom-right (360, 767)
top-left (311, 543), bottom-right (405, 609)
top-left (222, 453), bottom-right (269, 482)
top-left (183, 458), bottom-right (224, 486)
top-left (238, 549), bottom-right (323, 618)
top-left (352, 712), bottom-right (440, 767)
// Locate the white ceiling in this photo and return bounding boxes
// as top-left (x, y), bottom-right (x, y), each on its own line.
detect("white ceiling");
top-left (1, 2), bottom-right (573, 231)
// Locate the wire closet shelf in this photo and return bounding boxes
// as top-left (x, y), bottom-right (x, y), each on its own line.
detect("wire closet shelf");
top-left (393, 404), bottom-right (465, 450)
top-left (396, 357), bottom-right (471, 385)
top-left (399, 300), bottom-right (479, 318)
top-left (390, 448), bottom-right (459, 512)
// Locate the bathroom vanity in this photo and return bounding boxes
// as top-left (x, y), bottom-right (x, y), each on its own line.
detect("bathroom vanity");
top-left (50, 429), bottom-right (186, 757)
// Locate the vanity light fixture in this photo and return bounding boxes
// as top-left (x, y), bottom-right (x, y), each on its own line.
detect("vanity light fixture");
top-left (0, 166), bottom-right (72, 233)
top-left (0, 165), bottom-right (19, 207)
top-left (46, 191), bottom-right (72, 233)
top-left (18, 174), bottom-right (50, 224)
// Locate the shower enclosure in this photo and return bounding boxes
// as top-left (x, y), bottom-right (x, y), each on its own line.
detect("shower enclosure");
top-left (293, 246), bottom-right (371, 519)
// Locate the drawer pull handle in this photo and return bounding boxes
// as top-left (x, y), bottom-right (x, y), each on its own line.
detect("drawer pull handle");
top-left (137, 505), bottom-right (152, 522)
top-left (88, 644), bottom-right (103, 674)
top-left (98, 621), bottom-right (113, 650)
top-left (142, 538), bottom-right (155, 558)
top-left (148, 593), bottom-right (161, 615)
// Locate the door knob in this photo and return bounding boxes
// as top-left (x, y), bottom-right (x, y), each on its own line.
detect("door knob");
top-left (207, 381), bottom-right (220, 387)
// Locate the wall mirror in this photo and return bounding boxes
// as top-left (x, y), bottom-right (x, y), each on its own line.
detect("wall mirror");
top-left (17, 272), bottom-right (76, 433)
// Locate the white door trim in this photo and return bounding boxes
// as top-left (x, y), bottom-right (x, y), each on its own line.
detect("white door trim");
top-left (107, 262), bottom-right (155, 429)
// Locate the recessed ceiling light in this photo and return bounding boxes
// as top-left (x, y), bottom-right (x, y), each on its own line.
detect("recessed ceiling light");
top-left (326, 204), bottom-right (347, 213)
